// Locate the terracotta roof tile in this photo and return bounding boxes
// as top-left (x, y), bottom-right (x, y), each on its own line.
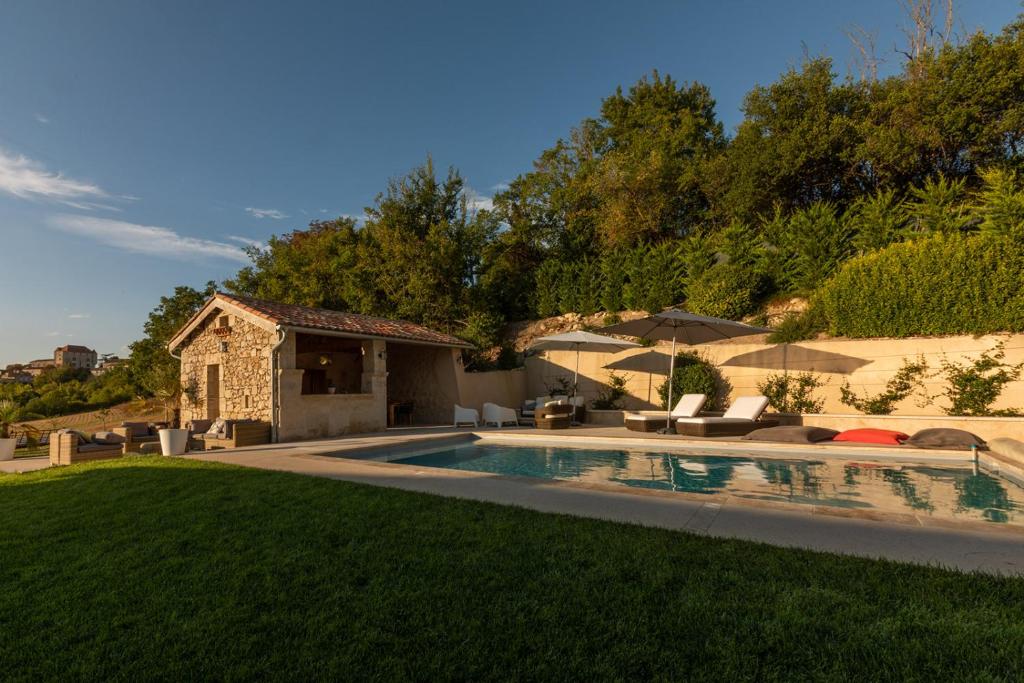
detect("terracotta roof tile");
top-left (217, 293), bottom-right (472, 348)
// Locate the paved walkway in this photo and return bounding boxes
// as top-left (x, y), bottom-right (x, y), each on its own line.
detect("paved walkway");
top-left (184, 428), bottom-right (1024, 576)
top-left (0, 456), bottom-right (50, 474)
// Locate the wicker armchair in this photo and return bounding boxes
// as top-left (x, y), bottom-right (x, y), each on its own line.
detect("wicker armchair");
top-left (535, 403), bottom-right (573, 430)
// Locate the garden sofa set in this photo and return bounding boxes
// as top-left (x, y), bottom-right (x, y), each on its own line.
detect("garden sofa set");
top-left (454, 397), bottom-right (584, 430)
top-left (48, 418), bottom-right (271, 465)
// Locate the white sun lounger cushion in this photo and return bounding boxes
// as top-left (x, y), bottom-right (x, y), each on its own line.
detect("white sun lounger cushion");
top-left (675, 396), bottom-right (769, 424)
top-left (624, 394), bottom-right (707, 422)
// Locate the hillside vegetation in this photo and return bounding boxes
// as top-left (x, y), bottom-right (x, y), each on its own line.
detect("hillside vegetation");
top-left (40, 8), bottom-right (1024, 401)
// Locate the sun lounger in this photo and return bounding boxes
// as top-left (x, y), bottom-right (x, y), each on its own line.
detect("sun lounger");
top-left (674, 396), bottom-right (776, 437)
top-left (624, 394), bottom-right (707, 432)
top-left (482, 402), bottom-right (519, 427)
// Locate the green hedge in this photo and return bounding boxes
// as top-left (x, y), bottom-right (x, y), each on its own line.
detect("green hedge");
top-left (819, 234), bottom-right (1024, 337)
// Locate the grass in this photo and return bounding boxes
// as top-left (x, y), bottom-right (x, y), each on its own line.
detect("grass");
top-left (3, 458), bottom-right (1024, 680)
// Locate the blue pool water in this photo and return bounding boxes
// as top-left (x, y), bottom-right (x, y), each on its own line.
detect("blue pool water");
top-left (393, 442), bottom-right (1024, 525)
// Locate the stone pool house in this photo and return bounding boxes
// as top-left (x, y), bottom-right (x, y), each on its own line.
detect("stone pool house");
top-left (167, 293), bottom-right (480, 442)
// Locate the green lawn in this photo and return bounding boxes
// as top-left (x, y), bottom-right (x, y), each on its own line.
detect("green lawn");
top-left (2, 458), bottom-right (1024, 680)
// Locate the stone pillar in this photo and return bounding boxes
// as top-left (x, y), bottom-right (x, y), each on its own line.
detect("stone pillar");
top-left (361, 340), bottom-right (388, 428)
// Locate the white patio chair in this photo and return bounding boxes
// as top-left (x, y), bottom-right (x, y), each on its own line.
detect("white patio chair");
top-left (482, 402), bottom-right (519, 427)
top-left (453, 404), bottom-right (479, 428)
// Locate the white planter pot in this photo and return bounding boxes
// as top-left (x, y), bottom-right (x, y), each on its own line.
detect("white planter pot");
top-left (158, 428), bottom-right (189, 456)
top-left (0, 438), bottom-right (15, 461)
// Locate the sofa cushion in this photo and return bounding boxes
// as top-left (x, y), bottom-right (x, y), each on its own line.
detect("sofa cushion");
top-left (92, 431), bottom-right (126, 445)
top-left (742, 426), bottom-right (839, 444)
top-left (121, 421), bottom-right (151, 439)
top-left (188, 419), bottom-right (213, 435)
top-left (59, 429), bottom-right (90, 445)
top-left (206, 417), bottom-right (226, 436)
top-left (833, 428), bottom-right (909, 446)
top-left (78, 442), bottom-right (121, 453)
top-left (905, 428), bottom-right (986, 450)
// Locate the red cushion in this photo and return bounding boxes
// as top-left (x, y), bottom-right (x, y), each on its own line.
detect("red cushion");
top-left (833, 428), bottom-right (909, 445)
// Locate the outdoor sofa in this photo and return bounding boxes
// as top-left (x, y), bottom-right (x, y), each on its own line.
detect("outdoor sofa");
top-left (112, 421), bottom-right (162, 453)
top-left (49, 429), bottom-right (124, 466)
top-left (189, 419), bottom-right (271, 450)
top-left (624, 394), bottom-right (707, 432)
top-left (674, 396), bottom-right (777, 437)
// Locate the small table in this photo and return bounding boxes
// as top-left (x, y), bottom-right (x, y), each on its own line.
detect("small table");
top-left (388, 401), bottom-right (414, 427)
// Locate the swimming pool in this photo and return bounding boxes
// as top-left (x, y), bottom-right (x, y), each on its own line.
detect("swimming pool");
top-left (393, 441), bottom-right (1024, 525)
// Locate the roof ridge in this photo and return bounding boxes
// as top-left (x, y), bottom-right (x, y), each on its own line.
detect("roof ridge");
top-left (210, 292), bottom-right (471, 348)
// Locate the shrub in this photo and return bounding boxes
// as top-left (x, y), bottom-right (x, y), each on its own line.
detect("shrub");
top-left (780, 202), bottom-right (854, 293)
top-left (839, 356), bottom-right (929, 415)
top-left (846, 188), bottom-right (906, 253)
top-left (971, 167), bottom-right (1024, 238)
top-left (685, 264), bottom-right (761, 320)
top-left (494, 343), bottom-right (521, 370)
top-left (592, 371), bottom-right (630, 409)
top-left (534, 260), bottom-right (564, 317)
top-left (767, 306), bottom-right (826, 343)
top-left (937, 342), bottom-right (1022, 416)
top-left (758, 372), bottom-right (825, 414)
top-left (905, 174), bottom-right (969, 235)
top-left (818, 233), bottom-right (1024, 338)
top-left (622, 242), bottom-right (687, 312)
top-left (656, 352), bottom-right (724, 411)
top-left (462, 311), bottom-right (506, 349)
top-left (599, 251), bottom-right (627, 313)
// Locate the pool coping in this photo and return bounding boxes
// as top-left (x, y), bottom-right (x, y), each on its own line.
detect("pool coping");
top-left (307, 430), bottom-right (1024, 537)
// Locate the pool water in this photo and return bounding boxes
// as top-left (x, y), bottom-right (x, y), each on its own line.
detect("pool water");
top-left (393, 442), bottom-right (1024, 525)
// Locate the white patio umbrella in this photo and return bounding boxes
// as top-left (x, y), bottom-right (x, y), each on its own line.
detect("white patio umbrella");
top-left (599, 310), bottom-right (771, 432)
top-left (529, 330), bottom-right (642, 395)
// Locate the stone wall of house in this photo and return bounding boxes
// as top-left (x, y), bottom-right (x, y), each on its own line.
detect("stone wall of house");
top-left (179, 310), bottom-right (274, 425)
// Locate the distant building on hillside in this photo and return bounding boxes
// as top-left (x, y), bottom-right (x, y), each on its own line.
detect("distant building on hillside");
top-left (23, 358), bottom-right (56, 378)
top-left (0, 364), bottom-right (33, 383)
top-left (92, 354), bottom-right (124, 375)
top-left (54, 345), bottom-right (97, 370)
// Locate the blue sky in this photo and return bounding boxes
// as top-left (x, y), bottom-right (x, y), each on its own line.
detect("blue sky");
top-left (0, 0), bottom-right (1020, 366)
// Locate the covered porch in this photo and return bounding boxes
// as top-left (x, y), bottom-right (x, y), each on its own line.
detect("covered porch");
top-left (275, 331), bottom-right (469, 441)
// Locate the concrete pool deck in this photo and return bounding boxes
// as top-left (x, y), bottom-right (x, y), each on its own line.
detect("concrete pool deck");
top-left (183, 425), bottom-right (1024, 576)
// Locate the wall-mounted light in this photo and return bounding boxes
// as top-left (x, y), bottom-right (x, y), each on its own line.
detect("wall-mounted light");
top-left (319, 355), bottom-right (332, 366)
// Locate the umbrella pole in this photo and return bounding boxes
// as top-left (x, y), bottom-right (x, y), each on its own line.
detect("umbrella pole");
top-left (574, 348), bottom-right (580, 397)
top-left (666, 334), bottom-right (677, 431)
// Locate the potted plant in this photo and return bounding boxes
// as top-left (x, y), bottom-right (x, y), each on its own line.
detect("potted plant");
top-left (0, 400), bottom-right (19, 461)
top-left (147, 364), bottom-right (189, 456)
top-left (327, 381), bottom-right (337, 395)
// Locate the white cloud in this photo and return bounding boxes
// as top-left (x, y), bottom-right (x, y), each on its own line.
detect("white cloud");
top-left (464, 188), bottom-right (493, 213)
top-left (48, 214), bottom-right (250, 263)
top-left (245, 207), bottom-right (288, 220)
top-left (44, 331), bottom-right (60, 337)
top-left (67, 313), bottom-right (90, 319)
top-left (0, 148), bottom-right (109, 205)
top-left (226, 235), bottom-right (267, 250)
top-left (490, 181), bottom-right (510, 192)
top-left (35, 114), bottom-right (49, 124)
